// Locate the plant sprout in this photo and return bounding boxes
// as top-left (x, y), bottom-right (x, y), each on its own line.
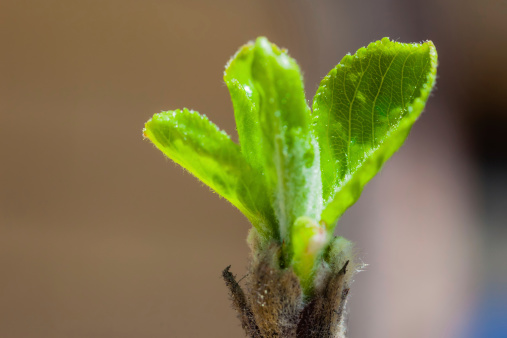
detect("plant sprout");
top-left (143, 37), bottom-right (437, 337)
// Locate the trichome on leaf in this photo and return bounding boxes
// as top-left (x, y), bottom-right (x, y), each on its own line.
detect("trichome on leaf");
top-left (143, 37), bottom-right (437, 337)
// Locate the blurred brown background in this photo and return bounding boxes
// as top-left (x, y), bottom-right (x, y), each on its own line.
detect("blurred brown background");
top-left (1, 1), bottom-right (506, 337)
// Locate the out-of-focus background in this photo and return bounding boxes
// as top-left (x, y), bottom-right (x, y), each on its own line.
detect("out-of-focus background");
top-left (1, 1), bottom-right (506, 337)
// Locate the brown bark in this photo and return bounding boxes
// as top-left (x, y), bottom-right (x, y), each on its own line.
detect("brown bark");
top-left (223, 243), bottom-right (353, 338)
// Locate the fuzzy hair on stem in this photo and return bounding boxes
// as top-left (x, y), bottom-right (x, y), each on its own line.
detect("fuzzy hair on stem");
top-left (223, 230), bottom-right (358, 338)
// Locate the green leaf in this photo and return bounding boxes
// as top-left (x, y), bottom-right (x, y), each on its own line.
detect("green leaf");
top-left (224, 43), bottom-right (264, 172)
top-left (144, 108), bottom-right (277, 240)
top-left (225, 37), bottom-right (323, 243)
top-left (313, 37), bottom-right (438, 227)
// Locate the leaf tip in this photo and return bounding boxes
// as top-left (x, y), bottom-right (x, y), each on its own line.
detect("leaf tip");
top-left (224, 42), bottom-right (254, 78)
top-left (255, 36), bottom-right (271, 50)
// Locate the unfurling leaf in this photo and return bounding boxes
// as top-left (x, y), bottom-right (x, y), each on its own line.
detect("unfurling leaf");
top-left (144, 109), bottom-right (277, 240)
top-left (313, 38), bottom-right (437, 227)
top-left (225, 37), bottom-right (322, 246)
top-left (291, 216), bottom-right (327, 292)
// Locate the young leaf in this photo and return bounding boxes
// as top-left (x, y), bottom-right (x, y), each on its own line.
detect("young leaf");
top-left (225, 37), bottom-right (323, 243)
top-left (224, 43), bottom-right (264, 173)
top-left (313, 37), bottom-right (438, 227)
top-left (144, 109), bottom-right (277, 240)
top-left (291, 216), bottom-right (327, 293)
